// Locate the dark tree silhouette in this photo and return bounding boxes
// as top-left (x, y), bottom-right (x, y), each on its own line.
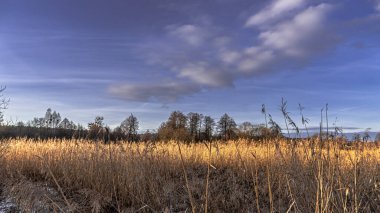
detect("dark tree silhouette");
top-left (203, 116), bottom-right (215, 141)
top-left (158, 111), bottom-right (189, 141)
top-left (87, 116), bottom-right (104, 140)
top-left (120, 114), bottom-right (139, 142)
top-left (217, 113), bottom-right (237, 140)
top-left (0, 86), bottom-right (10, 125)
top-left (238, 121), bottom-right (255, 139)
top-left (187, 112), bottom-right (203, 141)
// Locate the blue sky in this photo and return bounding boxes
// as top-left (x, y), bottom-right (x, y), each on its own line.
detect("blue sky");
top-left (1, 0), bottom-right (380, 132)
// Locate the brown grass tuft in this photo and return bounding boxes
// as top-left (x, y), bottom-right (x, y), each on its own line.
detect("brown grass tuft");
top-left (0, 138), bottom-right (379, 212)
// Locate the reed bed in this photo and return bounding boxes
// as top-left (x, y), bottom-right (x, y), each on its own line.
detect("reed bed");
top-left (0, 138), bottom-right (379, 212)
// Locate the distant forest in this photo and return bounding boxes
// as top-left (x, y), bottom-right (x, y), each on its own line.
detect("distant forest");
top-left (0, 107), bottom-right (379, 143)
top-left (0, 87), bottom-right (378, 142)
top-left (0, 107), bottom-right (270, 142)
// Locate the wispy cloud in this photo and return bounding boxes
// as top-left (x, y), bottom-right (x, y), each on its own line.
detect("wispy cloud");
top-left (167, 24), bottom-right (210, 46)
top-left (376, 0), bottom-right (380, 12)
top-left (245, 0), bottom-right (305, 27)
top-left (1, 77), bottom-right (112, 84)
top-left (238, 3), bottom-right (335, 74)
top-left (257, 4), bottom-right (333, 57)
top-left (108, 82), bottom-right (201, 103)
top-left (109, 0), bottom-right (337, 103)
top-left (178, 62), bottom-right (233, 87)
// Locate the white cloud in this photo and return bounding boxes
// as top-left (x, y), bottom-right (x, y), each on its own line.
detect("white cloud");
top-left (237, 3), bottom-right (334, 74)
top-left (168, 24), bottom-right (209, 46)
top-left (258, 4), bottom-right (332, 57)
top-left (219, 50), bottom-right (242, 64)
top-left (245, 0), bottom-right (305, 27)
top-left (112, 2), bottom-right (337, 103)
top-left (376, 0), bottom-right (380, 12)
top-left (178, 62), bottom-right (233, 87)
top-left (238, 48), bottom-right (274, 72)
top-left (108, 82), bottom-right (201, 102)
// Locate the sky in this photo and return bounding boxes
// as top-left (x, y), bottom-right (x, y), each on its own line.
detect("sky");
top-left (0, 0), bottom-right (380, 132)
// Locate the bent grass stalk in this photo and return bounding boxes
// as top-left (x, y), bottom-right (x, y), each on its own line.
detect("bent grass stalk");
top-left (176, 141), bottom-right (196, 213)
top-left (204, 141), bottom-right (211, 213)
top-left (0, 138), bottom-right (379, 212)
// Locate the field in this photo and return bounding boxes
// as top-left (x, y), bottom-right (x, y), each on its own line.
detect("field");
top-left (0, 138), bottom-right (379, 212)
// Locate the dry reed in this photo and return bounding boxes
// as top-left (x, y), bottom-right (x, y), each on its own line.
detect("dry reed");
top-left (0, 138), bottom-right (379, 212)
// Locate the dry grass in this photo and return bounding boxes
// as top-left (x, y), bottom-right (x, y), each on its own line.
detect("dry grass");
top-left (0, 138), bottom-right (379, 212)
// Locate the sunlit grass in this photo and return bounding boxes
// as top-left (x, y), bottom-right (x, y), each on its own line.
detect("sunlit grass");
top-left (1, 138), bottom-right (379, 212)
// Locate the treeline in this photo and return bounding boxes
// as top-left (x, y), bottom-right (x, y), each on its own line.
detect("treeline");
top-left (0, 107), bottom-right (283, 142)
top-left (0, 125), bottom-right (83, 140)
top-left (156, 111), bottom-right (280, 142)
top-left (1, 105), bottom-right (379, 142)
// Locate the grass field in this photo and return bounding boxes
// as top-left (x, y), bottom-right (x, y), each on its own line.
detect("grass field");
top-left (0, 138), bottom-right (379, 212)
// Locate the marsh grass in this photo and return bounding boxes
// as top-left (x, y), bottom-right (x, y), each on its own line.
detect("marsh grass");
top-left (0, 138), bottom-right (379, 212)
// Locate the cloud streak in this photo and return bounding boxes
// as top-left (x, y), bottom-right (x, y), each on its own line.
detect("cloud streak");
top-left (108, 82), bottom-right (201, 103)
top-left (376, 0), bottom-right (380, 12)
top-left (257, 4), bottom-right (333, 57)
top-left (245, 0), bottom-right (305, 27)
top-left (109, 0), bottom-right (337, 103)
top-left (167, 24), bottom-right (210, 46)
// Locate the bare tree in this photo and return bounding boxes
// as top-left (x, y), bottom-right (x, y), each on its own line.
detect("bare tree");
top-left (217, 113), bottom-right (236, 140)
top-left (94, 116), bottom-right (104, 127)
top-left (0, 86), bottom-right (10, 125)
top-left (203, 116), bottom-right (215, 141)
top-left (44, 108), bottom-right (53, 128)
top-left (59, 118), bottom-right (72, 129)
top-left (187, 112), bottom-right (203, 141)
top-left (120, 114), bottom-right (139, 142)
top-left (87, 116), bottom-right (104, 141)
top-left (167, 111), bottom-right (187, 130)
top-left (158, 111), bottom-right (189, 141)
top-left (238, 121), bottom-right (254, 139)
